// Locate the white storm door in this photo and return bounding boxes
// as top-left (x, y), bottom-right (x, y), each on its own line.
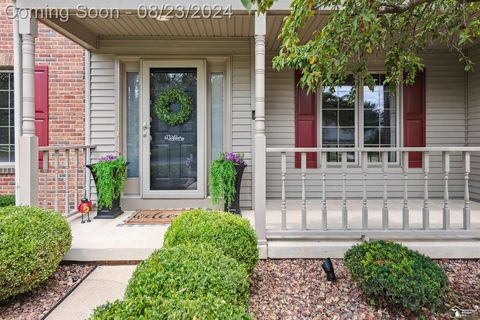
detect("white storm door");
top-left (141, 60), bottom-right (206, 198)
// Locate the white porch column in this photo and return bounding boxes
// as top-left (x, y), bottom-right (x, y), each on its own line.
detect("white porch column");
top-left (18, 15), bottom-right (39, 206)
top-left (254, 12), bottom-right (267, 258)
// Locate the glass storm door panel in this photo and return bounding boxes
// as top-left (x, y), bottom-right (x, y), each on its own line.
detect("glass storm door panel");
top-left (150, 68), bottom-right (197, 190)
top-left (142, 61), bottom-right (206, 198)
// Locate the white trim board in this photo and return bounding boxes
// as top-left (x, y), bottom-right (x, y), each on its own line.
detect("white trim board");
top-left (141, 59), bottom-right (207, 199)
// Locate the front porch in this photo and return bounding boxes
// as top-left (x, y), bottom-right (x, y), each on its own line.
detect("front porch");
top-left (65, 197), bottom-right (480, 262)
top-left (10, 2), bottom-right (480, 259)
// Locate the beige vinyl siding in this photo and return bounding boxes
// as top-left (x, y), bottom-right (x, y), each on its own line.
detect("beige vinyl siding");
top-left (88, 54), bottom-right (117, 198)
top-left (468, 45), bottom-right (480, 201)
top-left (265, 52), bottom-right (467, 199)
top-left (89, 39), bottom-right (253, 208)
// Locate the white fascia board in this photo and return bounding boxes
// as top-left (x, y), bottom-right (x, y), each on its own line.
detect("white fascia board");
top-left (16, 0), bottom-right (293, 11)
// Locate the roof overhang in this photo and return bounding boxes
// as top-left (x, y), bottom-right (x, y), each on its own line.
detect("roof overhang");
top-left (15, 0), bottom-right (293, 11)
top-left (13, 1), bottom-right (296, 51)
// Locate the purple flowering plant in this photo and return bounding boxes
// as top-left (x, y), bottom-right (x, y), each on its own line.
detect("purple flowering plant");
top-left (223, 152), bottom-right (245, 165)
top-left (99, 154), bottom-right (118, 162)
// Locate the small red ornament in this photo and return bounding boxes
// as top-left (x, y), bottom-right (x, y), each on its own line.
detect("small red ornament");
top-left (78, 197), bottom-right (92, 223)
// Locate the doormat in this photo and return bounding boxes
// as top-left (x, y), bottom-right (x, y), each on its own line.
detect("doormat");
top-left (123, 209), bottom-right (183, 225)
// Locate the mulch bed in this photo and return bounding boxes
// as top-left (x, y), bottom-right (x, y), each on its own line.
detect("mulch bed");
top-left (0, 263), bottom-right (95, 320)
top-left (249, 259), bottom-right (480, 320)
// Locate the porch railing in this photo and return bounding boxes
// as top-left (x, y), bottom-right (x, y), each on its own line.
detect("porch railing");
top-left (265, 147), bottom-right (480, 240)
top-left (38, 145), bottom-right (96, 216)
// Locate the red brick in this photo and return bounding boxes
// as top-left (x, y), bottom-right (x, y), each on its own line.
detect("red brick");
top-left (0, 0), bottom-right (85, 210)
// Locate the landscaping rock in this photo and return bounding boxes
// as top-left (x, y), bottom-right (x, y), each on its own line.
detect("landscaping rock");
top-left (249, 259), bottom-right (480, 320)
top-left (0, 264), bottom-right (95, 320)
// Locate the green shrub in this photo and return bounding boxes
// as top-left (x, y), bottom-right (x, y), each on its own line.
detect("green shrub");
top-left (90, 295), bottom-right (253, 320)
top-left (0, 206), bottom-right (72, 301)
top-left (0, 195), bottom-right (15, 207)
top-left (163, 209), bottom-right (258, 273)
top-left (344, 240), bottom-right (448, 311)
top-left (125, 244), bottom-right (250, 308)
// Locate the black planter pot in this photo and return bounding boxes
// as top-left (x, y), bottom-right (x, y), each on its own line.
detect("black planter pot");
top-left (86, 164), bottom-right (126, 219)
top-left (224, 163), bottom-right (246, 215)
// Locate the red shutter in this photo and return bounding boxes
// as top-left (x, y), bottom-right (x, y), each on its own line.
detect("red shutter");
top-left (403, 70), bottom-right (425, 168)
top-left (35, 66), bottom-right (49, 168)
top-left (295, 70), bottom-right (317, 168)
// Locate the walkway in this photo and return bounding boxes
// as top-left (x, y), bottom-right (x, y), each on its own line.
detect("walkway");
top-left (46, 265), bottom-right (136, 320)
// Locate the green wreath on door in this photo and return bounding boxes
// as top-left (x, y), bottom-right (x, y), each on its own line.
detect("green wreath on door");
top-left (153, 88), bottom-right (193, 126)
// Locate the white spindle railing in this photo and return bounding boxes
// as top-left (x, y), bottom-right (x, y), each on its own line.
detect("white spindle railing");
top-left (464, 151), bottom-right (471, 229)
top-left (301, 153), bottom-right (307, 230)
top-left (38, 145), bottom-right (96, 216)
top-left (443, 151), bottom-right (450, 230)
top-left (321, 152), bottom-right (328, 230)
top-left (382, 151), bottom-right (389, 230)
top-left (402, 151), bottom-right (409, 229)
top-left (423, 151), bottom-right (430, 229)
top-left (281, 152), bottom-right (287, 230)
top-left (265, 147), bottom-right (480, 239)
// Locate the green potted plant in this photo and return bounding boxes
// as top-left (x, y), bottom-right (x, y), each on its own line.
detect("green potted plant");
top-left (209, 152), bottom-right (246, 215)
top-left (86, 154), bottom-right (128, 219)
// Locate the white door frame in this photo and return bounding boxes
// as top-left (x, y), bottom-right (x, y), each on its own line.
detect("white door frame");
top-left (141, 59), bottom-right (207, 198)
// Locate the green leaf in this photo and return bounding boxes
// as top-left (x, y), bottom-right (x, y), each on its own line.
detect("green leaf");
top-left (240, 0), bottom-right (252, 11)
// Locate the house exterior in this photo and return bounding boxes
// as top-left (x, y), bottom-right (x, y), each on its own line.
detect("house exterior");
top-left (11, 0), bottom-right (480, 258)
top-left (0, 0), bottom-right (85, 207)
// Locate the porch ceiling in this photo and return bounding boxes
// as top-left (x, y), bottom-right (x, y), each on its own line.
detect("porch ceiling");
top-left (39, 13), bottom-right (255, 50)
top-left (73, 14), bottom-right (254, 38)
top-left (35, 9), bottom-right (475, 52)
top-left (266, 14), bottom-right (329, 52)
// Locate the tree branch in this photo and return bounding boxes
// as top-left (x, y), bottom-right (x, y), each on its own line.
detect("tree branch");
top-left (379, 0), bottom-right (480, 14)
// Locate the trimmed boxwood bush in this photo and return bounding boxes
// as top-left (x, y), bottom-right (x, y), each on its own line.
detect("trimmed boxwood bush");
top-left (344, 240), bottom-right (448, 311)
top-left (90, 295), bottom-right (253, 320)
top-left (0, 195), bottom-right (15, 207)
top-left (163, 209), bottom-right (258, 273)
top-left (125, 244), bottom-right (250, 308)
top-left (0, 206), bottom-right (72, 301)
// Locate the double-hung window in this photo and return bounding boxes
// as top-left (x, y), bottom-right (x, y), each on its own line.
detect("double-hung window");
top-left (0, 71), bottom-right (15, 163)
top-left (362, 74), bottom-right (397, 162)
top-left (319, 73), bottom-right (398, 163)
top-left (321, 76), bottom-right (356, 162)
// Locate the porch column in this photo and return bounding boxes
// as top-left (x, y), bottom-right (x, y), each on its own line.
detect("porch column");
top-left (254, 12), bottom-right (267, 257)
top-left (18, 15), bottom-right (39, 206)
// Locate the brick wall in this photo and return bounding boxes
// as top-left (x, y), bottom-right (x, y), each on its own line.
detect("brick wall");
top-left (0, 0), bottom-right (85, 206)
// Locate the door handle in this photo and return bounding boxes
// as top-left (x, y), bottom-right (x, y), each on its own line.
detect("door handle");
top-left (142, 122), bottom-right (149, 137)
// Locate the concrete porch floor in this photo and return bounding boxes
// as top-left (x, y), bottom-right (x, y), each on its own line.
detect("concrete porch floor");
top-left (65, 211), bottom-right (169, 261)
top-left (64, 199), bottom-right (480, 262)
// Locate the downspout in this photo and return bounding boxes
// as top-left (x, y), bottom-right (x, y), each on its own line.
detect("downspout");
top-left (13, 1), bottom-right (22, 204)
top-left (84, 50), bottom-right (91, 199)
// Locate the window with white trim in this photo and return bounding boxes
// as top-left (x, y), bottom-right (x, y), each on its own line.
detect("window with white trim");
top-left (0, 71), bottom-right (14, 163)
top-left (321, 75), bottom-right (356, 162)
top-left (319, 73), bottom-right (398, 163)
top-left (363, 74), bottom-right (397, 162)
top-left (126, 71), bottom-right (140, 178)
